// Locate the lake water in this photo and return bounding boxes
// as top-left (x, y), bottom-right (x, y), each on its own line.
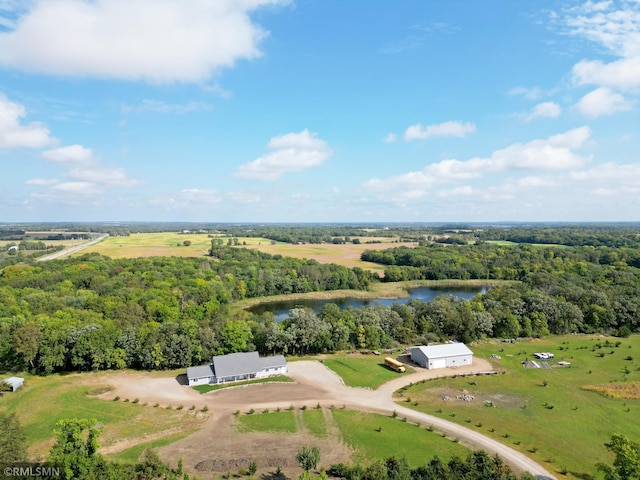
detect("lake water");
top-left (248, 285), bottom-right (487, 321)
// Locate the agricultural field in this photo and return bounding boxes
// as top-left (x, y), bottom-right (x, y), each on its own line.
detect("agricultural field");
top-left (77, 232), bottom-right (220, 258)
top-left (399, 334), bottom-right (640, 479)
top-left (235, 408), bottom-right (470, 467)
top-left (323, 355), bottom-right (414, 389)
top-left (0, 371), bottom-right (206, 459)
top-left (77, 232), bottom-right (416, 271)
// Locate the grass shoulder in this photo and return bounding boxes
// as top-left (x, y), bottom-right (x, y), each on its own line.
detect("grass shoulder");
top-left (193, 375), bottom-right (293, 394)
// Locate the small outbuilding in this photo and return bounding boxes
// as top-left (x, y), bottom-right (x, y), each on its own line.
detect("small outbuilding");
top-left (187, 351), bottom-right (288, 386)
top-left (2, 376), bottom-right (24, 392)
top-left (411, 343), bottom-right (473, 369)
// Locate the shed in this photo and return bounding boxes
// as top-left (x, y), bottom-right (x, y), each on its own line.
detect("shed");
top-left (2, 376), bottom-right (24, 392)
top-left (411, 343), bottom-right (473, 369)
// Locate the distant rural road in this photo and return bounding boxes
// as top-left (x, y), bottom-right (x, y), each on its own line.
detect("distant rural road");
top-left (36, 233), bottom-right (108, 261)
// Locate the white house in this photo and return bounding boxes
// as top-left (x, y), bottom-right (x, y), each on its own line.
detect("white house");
top-left (2, 376), bottom-right (24, 392)
top-left (411, 343), bottom-right (473, 369)
top-left (187, 352), bottom-right (288, 386)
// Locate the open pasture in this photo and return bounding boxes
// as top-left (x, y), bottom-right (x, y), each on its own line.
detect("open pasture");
top-left (323, 354), bottom-right (414, 389)
top-left (0, 372), bottom-right (205, 459)
top-left (399, 335), bottom-right (640, 479)
top-left (78, 232), bottom-right (217, 258)
top-left (78, 232), bottom-right (415, 271)
top-left (235, 408), bottom-right (469, 467)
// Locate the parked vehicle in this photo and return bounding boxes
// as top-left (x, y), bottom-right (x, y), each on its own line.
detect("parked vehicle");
top-left (384, 357), bottom-right (406, 373)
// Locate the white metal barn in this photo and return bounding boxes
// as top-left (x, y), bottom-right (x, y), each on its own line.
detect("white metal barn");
top-left (411, 344), bottom-right (473, 369)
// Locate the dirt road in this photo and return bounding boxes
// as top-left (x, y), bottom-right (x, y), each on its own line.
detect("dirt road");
top-left (101, 360), bottom-right (556, 479)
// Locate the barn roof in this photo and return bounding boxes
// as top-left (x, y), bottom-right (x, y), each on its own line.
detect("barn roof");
top-left (413, 343), bottom-right (473, 359)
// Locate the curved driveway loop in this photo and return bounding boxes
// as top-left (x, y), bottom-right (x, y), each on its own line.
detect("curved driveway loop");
top-left (99, 359), bottom-right (557, 479)
top-left (284, 360), bottom-right (557, 480)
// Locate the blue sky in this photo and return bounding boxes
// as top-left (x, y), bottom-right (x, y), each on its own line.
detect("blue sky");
top-left (0, 0), bottom-right (638, 222)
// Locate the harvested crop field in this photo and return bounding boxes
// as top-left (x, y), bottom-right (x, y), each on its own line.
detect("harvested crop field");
top-left (78, 232), bottom-right (416, 271)
top-left (582, 381), bottom-right (640, 399)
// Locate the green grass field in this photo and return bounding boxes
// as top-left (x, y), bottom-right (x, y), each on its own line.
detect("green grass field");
top-left (332, 409), bottom-right (469, 466)
top-left (235, 408), bottom-right (469, 467)
top-left (400, 335), bottom-right (640, 479)
top-left (109, 431), bottom-right (193, 464)
top-left (192, 375), bottom-right (293, 393)
top-left (0, 373), bottom-right (204, 458)
top-left (236, 410), bottom-right (297, 433)
top-left (323, 355), bottom-right (413, 389)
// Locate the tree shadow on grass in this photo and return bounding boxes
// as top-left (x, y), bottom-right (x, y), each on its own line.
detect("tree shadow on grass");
top-left (260, 471), bottom-right (290, 480)
top-left (568, 472), bottom-right (595, 480)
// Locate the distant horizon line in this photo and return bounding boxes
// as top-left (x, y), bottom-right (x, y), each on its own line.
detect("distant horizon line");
top-left (2, 221), bottom-right (640, 226)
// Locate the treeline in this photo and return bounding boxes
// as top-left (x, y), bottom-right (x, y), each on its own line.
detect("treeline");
top-left (362, 243), bottom-right (640, 281)
top-left (0, 252), bottom-right (374, 373)
top-left (216, 226), bottom-right (401, 245)
top-left (330, 452), bottom-right (535, 480)
top-left (475, 225), bottom-right (640, 247)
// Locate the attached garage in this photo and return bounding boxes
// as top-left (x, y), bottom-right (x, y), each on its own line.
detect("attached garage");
top-left (187, 352), bottom-right (288, 386)
top-left (411, 343), bottom-right (473, 370)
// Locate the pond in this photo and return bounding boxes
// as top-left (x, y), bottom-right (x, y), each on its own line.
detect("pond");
top-left (248, 285), bottom-right (487, 321)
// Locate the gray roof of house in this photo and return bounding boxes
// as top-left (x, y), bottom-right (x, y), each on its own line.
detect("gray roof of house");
top-left (212, 352), bottom-right (287, 378)
top-left (186, 364), bottom-right (214, 380)
top-left (412, 343), bottom-right (473, 359)
top-left (259, 354), bottom-right (287, 370)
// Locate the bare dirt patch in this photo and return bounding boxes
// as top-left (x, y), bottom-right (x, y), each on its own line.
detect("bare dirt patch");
top-left (159, 412), bottom-right (352, 479)
top-left (419, 386), bottom-right (528, 410)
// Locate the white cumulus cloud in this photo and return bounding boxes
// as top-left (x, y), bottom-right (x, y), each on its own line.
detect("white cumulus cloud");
top-left (42, 144), bottom-right (93, 164)
top-left (0, 0), bottom-right (286, 84)
top-left (558, 1), bottom-right (640, 90)
top-left (364, 127), bottom-right (592, 193)
top-left (383, 133), bottom-right (397, 143)
top-left (522, 102), bottom-right (562, 122)
top-left (404, 121), bottom-right (476, 141)
top-left (0, 93), bottom-right (56, 148)
top-left (32, 144), bottom-right (140, 200)
top-left (235, 129), bottom-right (333, 181)
top-left (573, 56), bottom-right (640, 90)
top-left (575, 87), bottom-right (633, 117)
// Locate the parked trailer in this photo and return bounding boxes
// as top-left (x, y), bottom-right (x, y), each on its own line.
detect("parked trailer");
top-left (384, 357), bottom-right (406, 373)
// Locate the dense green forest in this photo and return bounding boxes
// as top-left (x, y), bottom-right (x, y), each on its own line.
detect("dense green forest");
top-left (0, 225), bottom-right (639, 375)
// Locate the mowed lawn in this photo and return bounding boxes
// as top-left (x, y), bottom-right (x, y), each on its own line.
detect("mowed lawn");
top-left (236, 408), bottom-right (469, 467)
top-left (78, 232), bottom-right (413, 271)
top-left (0, 373), bottom-right (205, 458)
top-left (400, 335), bottom-right (640, 479)
top-left (323, 355), bottom-right (413, 389)
top-left (193, 375), bottom-right (293, 393)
